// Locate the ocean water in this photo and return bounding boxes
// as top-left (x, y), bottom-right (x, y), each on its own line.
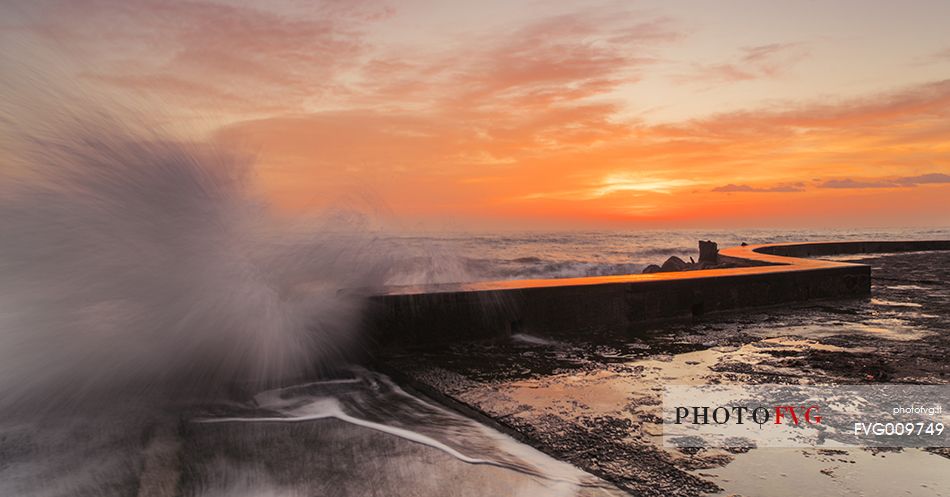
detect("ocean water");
top-left (381, 227), bottom-right (950, 285)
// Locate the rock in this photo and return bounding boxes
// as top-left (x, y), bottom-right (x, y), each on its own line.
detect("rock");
top-left (699, 240), bottom-right (719, 264)
top-left (642, 264), bottom-right (662, 274)
top-left (660, 256), bottom-right (688, 272)
top-left (741, 242), bottom-right (748, 247)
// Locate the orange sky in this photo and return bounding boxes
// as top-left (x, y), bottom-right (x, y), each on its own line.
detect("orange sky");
top-left (4, 0), bottom-right (950, 229)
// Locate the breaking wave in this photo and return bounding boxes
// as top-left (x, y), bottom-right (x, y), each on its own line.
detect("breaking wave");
top-left (0, 80), bottom-right (390, 412)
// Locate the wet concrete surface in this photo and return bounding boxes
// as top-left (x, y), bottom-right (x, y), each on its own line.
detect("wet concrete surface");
top-left (176, 371), bottom-right (630, 497)
top-left (379, 251), bottom-right (950, 496)
top-left (1, 372), bottom-right (632, 497)
top-left (179, 417), bottom-right (626, 497)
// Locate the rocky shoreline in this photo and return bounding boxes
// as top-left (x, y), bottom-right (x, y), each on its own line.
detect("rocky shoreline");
top-left (641, 240), bottom-right (767, 274)
top-left (380, 249), bottom-right (950, 496)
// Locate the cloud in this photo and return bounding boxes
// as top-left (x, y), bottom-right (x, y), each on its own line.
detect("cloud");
top-left (479, 15), bottom-right (653, 89)
top-left (712, 183), bottom-right (804, 193)
top-left (330, 11), bottom-right (682, 159)
top-left (17, 0), bottom-right (389, 111)
top-left (22, 3), bottom-right (682, 148)
top-left (818, 179), bottom-right (897, 189)
top-left (895, 173), bottom-right (950, 185)
top-left (674, 42), bottom-right (808, 84)
top-left (359, 12), bottom-right (679, 113)
top-left (655, 79), bottom-right (950, 137)
top-left (592, 174), bottom-right (696, 196)
top-left (933, 48), bottom-right (950, 61)
top-left (818, 173), bottom-right (950, 189)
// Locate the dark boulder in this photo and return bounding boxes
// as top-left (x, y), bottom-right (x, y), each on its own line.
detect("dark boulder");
top-left (642, 264), bottom-right (662, 274)
top-left (660, 256), bottom-right (688, 272)
top-left (699, 240), bottom-right (719, 264)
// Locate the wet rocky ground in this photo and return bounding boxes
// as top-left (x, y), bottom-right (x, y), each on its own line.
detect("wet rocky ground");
top-left (379, 251), bottom-right (950, 496)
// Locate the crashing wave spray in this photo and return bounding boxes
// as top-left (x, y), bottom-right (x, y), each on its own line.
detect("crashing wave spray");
top-left (0, 78), bottom-right (389, 412)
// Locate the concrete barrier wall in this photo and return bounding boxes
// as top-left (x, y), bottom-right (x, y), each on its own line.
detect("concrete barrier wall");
top-left (753, 240), bottom-right (950, 258)
top-left (368, 240), bottom-right (947, 346)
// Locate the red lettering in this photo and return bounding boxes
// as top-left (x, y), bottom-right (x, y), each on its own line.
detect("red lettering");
top-left (774, 406), bottom-right (800, 425)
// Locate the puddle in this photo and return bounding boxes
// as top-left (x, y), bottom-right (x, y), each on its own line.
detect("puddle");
top-left (756, 337), bottom-right (868, 353)
top-left (481, 336), bottom-right (871, 441)
top-left (703, 448), bottom-right (950, 497)
top-left (890, 285), bottom-right (929, 291)
top-left (512, 333), bottom-right (561, 347)
top-left (872, 298), bottom-right (924, 308)
top-left (484, 369), bottom-right (644, 422)
top-left (741, 320), bottom-right (932, 342)
top-left (848, 320), bottom-right (932, 341)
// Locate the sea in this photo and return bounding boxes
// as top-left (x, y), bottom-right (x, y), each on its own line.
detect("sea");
top-left (380, 227), bottom-right (950, 285)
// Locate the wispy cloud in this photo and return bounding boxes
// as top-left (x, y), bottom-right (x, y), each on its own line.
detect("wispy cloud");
top-left (818, 179), bottom-right (898, 189)
top-left (712, 183), bottom-right (804, 193)
top-left (674, 42), bottom-right (808, 84)
top-left (519, 174), bottom-right (697, 202)
top-left (932, 48), bottom-right (950, 61)
top-left (593, 174), bottom-right (697, 196)
top-left (19, 0), bottom-right (390, 112)
top-left (896, 173), bottom-right (950, 185)
top-left (818, 173), bottom-right (950, 189)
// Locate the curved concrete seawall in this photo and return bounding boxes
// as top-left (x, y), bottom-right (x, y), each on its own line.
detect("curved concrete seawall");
top-left (736, 240), bottom-right (950, 258)
top-left (368, 240), bottom-right (950, 346)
